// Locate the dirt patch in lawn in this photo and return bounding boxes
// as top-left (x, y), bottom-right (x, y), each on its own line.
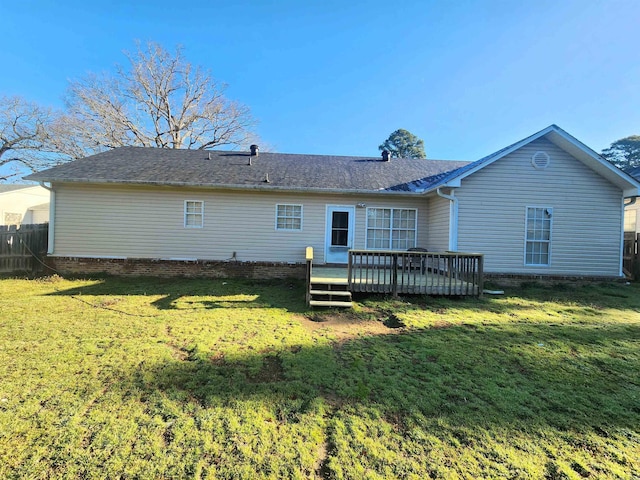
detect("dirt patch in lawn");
top-left (297, 309), bottom-right (396, 341)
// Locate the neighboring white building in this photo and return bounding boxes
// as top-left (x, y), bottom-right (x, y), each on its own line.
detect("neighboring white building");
top-left (26, 125), bottom-right (640, 280)
top-left (624, 166), bottom-right (640, 234)
top-left (0, 185), bottom-right (50, 226)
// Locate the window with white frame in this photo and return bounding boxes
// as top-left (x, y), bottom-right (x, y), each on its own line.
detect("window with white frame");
top-left (525, 207), bottom-right (552, 266)
top-left (366, 208), bottom-right (417, 249)
top-left (184, 200), bottom-right (204, 228)
top-left (276, 204), bottom-right (302, 230)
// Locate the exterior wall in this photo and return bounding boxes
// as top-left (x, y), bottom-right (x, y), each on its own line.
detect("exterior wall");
top-left (48, 256), bottom-right (306, 279)
top-left (456, 137), bottom-right (623, 277)
top-left (426, 195), bottom-right (450, 251)
top-left (0, 186), bottom-right (50, 226)
top-left (51, 184), bottom-right (429, 264)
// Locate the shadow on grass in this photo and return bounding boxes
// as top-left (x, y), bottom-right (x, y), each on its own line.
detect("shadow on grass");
top-left (45, 273), bottom-right (640, 319)
top-left (355, 281), bottom-right (640, 315)
top-left (47, 275), bottom-right (309, 313)
top-left (119, 320), bottom-right (640, 432)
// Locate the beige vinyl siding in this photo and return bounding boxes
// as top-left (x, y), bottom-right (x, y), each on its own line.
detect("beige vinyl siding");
top-left (52, 184), bottom-right (429, 264)
top-left (456, 138), bottom-right (623, 276)
top-left (426, 195), bottom-right (450, 251)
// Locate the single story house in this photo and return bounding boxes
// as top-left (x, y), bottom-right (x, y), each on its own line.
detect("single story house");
top-left (26, 125), bottom-right (640, 282)
top-left (0, 184), bottom-right (50, 226)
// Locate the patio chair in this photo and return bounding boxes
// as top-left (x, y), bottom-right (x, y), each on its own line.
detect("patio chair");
top-left (406, 247), bottom-right (429, 274)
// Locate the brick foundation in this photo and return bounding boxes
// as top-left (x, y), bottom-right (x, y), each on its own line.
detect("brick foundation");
top-left (46, 256), bottom-right (306, 280)
top-left (484, 273), bottom-right (625, 288)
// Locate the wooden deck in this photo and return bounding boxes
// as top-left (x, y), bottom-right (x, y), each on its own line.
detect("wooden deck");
top-left (312, 266), bottom-right (480, 296)
top-left (306, 248), bottom-right (483, 306)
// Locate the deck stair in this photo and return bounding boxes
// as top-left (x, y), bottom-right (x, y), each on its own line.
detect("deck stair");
top-left (308, 281), bottom-right (352, 308)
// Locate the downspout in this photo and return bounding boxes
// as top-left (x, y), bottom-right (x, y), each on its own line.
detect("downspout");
top-left (38, 182), bottom-right (54, 254)
top-left (437, 187), bottom-right (458, 251)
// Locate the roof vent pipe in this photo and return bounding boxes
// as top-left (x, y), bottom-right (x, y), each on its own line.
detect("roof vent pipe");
top-left (208, 152), bottom-right (212, 161)
top-left (381, 150), bottom-right (390, 162)
top-left (250, 144), bottom-right (259, 156)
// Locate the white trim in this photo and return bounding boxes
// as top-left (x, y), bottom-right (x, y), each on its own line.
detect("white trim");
top-left (184, 200), bottom-right (204, 228)
top-left (324, 205), bottom-right (355, 264)
top-left (524, 206), bottom-right (553, 267)
top-left (365, 207), bottom-right (418, 250)
top-left (436, 188), bottom-right (458, 250)
top-left (275, 203), bottom-right (303, 231)
top-left (437, 125), bottom-right (640, 197)
top-left (48, 189), bottom-right (55, 254)
top-left (441, 127), bottom-right (556, 188)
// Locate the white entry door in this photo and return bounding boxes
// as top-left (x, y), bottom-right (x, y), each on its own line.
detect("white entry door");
top-left (325, 205), bottom-right (355, 264)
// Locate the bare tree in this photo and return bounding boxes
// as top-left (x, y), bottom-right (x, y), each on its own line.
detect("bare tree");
top-left (54, 42), bottom-right (257, 159)
top-left (0, 96), bottom-right (58, 180)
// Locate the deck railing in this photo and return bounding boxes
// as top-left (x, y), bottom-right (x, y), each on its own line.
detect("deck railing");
top-left (348, 249), bottom-right (484, 297)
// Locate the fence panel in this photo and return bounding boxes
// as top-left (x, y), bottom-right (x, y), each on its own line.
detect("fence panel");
top-left (0, 223), bottom-right (49, 273)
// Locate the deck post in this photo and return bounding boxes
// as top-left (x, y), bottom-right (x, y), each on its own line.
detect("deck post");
top-left (392, 253), bottom-right (398, 297)
top-left (347, 250), bottom-right (353, 290)
top-left (477, 254), bottom-right (484, 297)
top-left (305, 246), bottom-right (313, 306)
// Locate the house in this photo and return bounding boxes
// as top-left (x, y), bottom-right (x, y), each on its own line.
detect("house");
top-left (0, 184), bottom-right (50, 226)
top-left (25, 125), bottom-right (640, 283)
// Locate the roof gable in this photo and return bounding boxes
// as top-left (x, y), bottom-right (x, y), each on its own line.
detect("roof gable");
top-left (422, 125), bottom-right (640, 197)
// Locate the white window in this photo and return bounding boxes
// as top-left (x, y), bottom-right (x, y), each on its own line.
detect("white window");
top-left (184, 200), bottom-right (204, 228)
top-left (366, 208), bottom-right (417, 249)
top-left (276, 204), bottom-right (302, 230)
top-left (525, 207), bottom-right (552, 266)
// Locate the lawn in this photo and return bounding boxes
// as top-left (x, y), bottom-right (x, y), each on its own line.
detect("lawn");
top-left (0, 275), bottom-right (638, 479)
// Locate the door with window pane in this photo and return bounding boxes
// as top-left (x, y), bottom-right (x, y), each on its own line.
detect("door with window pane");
top-left (325, 206), bottom-right (355, 263)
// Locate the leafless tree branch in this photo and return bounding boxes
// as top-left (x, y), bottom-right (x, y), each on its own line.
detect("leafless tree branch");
top-left (56, 41), bottom-right (258, 159)
top-left (0, 95), bottom-right (67, 178)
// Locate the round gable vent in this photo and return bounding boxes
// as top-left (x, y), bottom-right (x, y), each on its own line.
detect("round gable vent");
top-left (532, 151), bottom-right (550, 170)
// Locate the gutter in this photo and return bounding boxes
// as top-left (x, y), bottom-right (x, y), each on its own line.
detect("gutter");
top-left (38, 182), bottom-right (55, 255)
top-left (29, 178), bottom-right (427, 197)
top-left (437, 187), bottom-right (458, 250)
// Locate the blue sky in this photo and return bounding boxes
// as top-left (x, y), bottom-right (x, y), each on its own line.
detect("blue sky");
top-left (2, 0), bottom-right (639, 163)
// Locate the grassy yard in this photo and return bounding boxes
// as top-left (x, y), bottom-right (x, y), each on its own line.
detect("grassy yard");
top-left (0, 275), bottom-right (638, 479)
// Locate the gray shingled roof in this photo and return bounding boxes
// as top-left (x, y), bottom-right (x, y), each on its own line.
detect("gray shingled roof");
top-left (26, 147), bottom-right (470, 194)
top-left (625, 165), bottom-right (640, 181)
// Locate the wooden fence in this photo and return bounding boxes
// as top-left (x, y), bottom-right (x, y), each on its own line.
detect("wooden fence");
top-left (0, 224), bottom-right (49, 273)
top-left (623, 232), bottom-right (640, 279)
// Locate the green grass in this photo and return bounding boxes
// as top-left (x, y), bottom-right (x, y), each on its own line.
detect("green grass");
top-left (0, 275), bottom-right (638, 479)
